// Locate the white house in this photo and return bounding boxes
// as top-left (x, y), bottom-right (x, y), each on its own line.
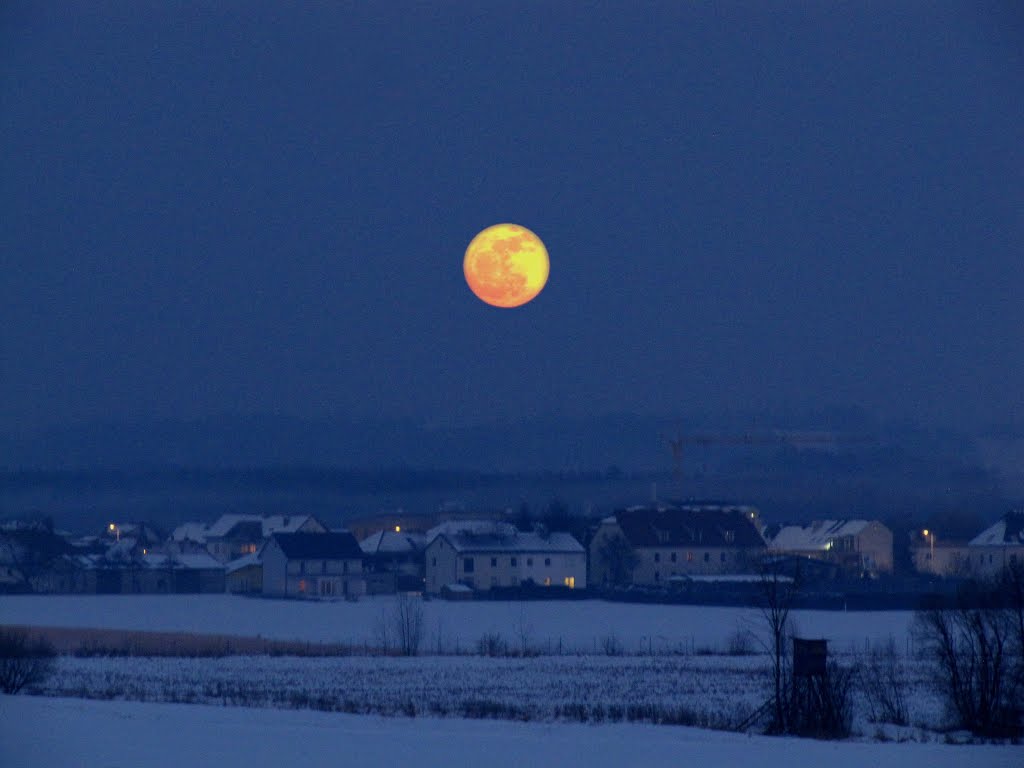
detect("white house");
top-left (913, 511), bottom-right (1024, 578)
top-left (767, 519), bottom-right (894, 576)
top-left (261, 531), bottom-right (364, 598)
top-left (424, 521), bottom-right (586, 594)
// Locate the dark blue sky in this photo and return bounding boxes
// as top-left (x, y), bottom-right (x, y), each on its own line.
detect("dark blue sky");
top-left (2, 2), bottom-right (1022, 437)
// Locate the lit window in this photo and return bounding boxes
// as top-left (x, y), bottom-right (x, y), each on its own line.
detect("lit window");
top-left (564, 576), bottom-right (575, 589)
top-left (686, 552), bottom-right (693, 562)
top-left (544, 577), bottom-right (551, 586)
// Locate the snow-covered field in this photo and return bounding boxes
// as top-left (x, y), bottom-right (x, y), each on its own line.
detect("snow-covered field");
top-left (0, 594), bottom-right (920, 655)
top-left (37, 651), bottom-right (945, 733)
top-left (2, 695), bottom-right (1019, 768)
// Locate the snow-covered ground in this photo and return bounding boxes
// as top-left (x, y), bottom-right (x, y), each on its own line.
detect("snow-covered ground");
top-left (0, 594), bottom-right (920, 654)
top-left (2, 695), bottom-right (1019, 768)
top-left (38, 652), bottom-right (945, 733)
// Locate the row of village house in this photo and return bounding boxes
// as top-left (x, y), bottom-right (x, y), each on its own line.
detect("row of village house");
top-left (2, 505), bottom-right (1023, 597)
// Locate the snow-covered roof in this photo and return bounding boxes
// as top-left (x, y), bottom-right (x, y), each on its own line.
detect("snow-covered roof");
top-left (173, 553), bottom-right (224, 570)
top-left (969, 514), bottom-right (1024, 547)
top-left (426, 520), bottom-right (515, 544)
top-left (203, 514), bottom-right (263, 539)
top-left (768, 520), bottom-right (871, 551)
top-left (262, 515), bottom-right (320, 536)
top-left (427, 520), bottom-right (583, 554)
top-left (140, 552), bottom-right (223, 570)
top-left (204, 514), bottom-right (321, 540)
top-left (360, 530), bottom-right (426, 555)
top-left (225, 552), bottom-right (262, 573)
top-left (170, 522), bottom-right (210, 543)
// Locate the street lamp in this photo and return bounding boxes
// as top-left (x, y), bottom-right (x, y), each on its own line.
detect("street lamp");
top-left (109, 522), bottom-right (119, 542)
top-left (923, 529), bottom-right (934, 564)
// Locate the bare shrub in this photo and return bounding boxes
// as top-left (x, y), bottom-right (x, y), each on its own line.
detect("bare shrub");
top-left (393, 594), bottom-right (424, 657)
top-left (602, 633), bottom-right (624, 656)
top-left (727, 628), bottom-right (756, 656)
top-left (914, 575), bottom-right (1024, 738)
top-left (860, 638), bottom-right (908, 726)
top-left (477, 632), bottom-right (506, 657)
top-left (788, 661), bottom-right (857, 739)
top-left (0, 628), bottom-right (57, 694)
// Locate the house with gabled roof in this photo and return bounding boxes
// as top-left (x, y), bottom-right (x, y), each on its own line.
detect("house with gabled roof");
top-left (359, 529), bottom-right (426, 594)
top-left (914, 511), bottom-right (1024, 578)
top-left (198, 514), bottom-right (328, 562)
top-left (767, 519), bottom-right (893, 576)
top-left (589, 503), bottom-right (766, 587)
top-left (261, 531), bottom-right (364, 598)
top-left (424, 520), bottom-right (586, 594)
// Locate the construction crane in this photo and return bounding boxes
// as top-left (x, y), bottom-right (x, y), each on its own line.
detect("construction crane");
top-left (661, 430), bottom-right (866, 500)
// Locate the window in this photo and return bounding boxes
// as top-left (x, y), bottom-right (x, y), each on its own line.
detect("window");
top-left (544, 577), bottom-right (551, 586)
top-left (322, 561), bottom-right (327, 574)
top-left (720, 552), bottom-right (726, 563)
top-left (686, 552), bottom-right (694, 563)
top-left (511, 557), bottom-right (517, 567)
top-left (925, 553), bottom-right (932, 561)
top-left (564, 576), bottom-right (575, 589)
top-left (654, 571), bottom-right (660, 581)
top-left (431, 557), bottom-right (437, 566)
top-left (724, 531), bottom-right (735, 544)
top-left (463, 557), bottom-right (475, 573)
top-left (654, 552), bottom-right (660, 563)
top-left (703, 552), bottom-right (710, 563)
top-left (298, 579), bottom-right (307, 593)
top-left (527, 558), bottom-right (533, 566)
top-left (670, 552), bottom-right (677, 563)
top-left (544, 558), bottom-right (551, 567)
top-left (299, 561), bottom-right (305, 574)
top-left (491, 557), bottom-right (497, 567)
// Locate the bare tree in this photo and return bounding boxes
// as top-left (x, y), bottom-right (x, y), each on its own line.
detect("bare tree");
top-left (393, 593), bottom-right (425, 657)
top-left (0, 629), bottom-right (56, 694)
top-left (756, 563), bottom-right (799, 734)
top-left (859, 638), bottom-right (908, 726)
top-left (596, 534), bottom-right (638, 587)
top-left (914, 575), bottom-right (1023, 737)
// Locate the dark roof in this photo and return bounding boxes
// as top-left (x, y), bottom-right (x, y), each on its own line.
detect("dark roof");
top-left (270, 532), bottom-right (363, 560)
top-left (613, 506), bottom-right (765, 549)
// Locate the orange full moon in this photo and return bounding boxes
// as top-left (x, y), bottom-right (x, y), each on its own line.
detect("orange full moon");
top-left (463, 223), bottom-right (550, 308)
